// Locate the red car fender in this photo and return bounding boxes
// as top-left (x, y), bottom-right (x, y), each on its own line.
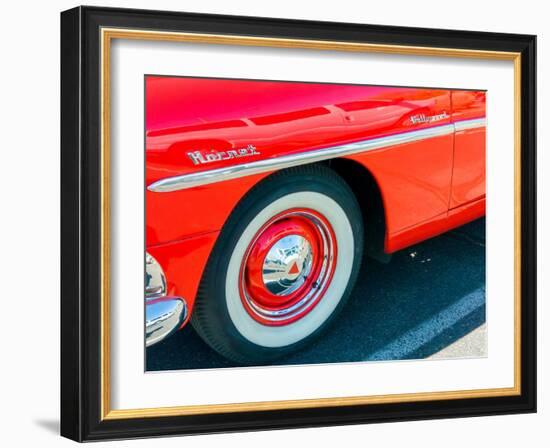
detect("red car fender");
top-left (147, 231), bottom-right (220, 325)
top-left (145, 77), bottom-right (486, 316)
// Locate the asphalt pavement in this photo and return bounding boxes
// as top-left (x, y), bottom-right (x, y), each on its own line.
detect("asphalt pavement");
top-left (146, 218), bottom-right (486, 371)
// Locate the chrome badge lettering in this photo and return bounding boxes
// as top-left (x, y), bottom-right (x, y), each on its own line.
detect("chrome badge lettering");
top-left (187, 145), bottom-right (260, 165)
top-left (409, 111), bottom-right (449, 125)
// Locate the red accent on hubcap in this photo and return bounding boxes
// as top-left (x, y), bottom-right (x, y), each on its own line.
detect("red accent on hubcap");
top-left (239, 208), bottom-right (337, 326)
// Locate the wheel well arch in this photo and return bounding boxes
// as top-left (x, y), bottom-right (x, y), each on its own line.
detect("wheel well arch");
top-left (324, 158), bottom-right (390, 263)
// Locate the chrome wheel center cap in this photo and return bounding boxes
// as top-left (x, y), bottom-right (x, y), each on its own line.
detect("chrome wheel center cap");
top-left (262, 234), bottom-right (313, 296)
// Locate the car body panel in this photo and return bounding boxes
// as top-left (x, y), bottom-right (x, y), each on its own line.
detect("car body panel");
top-left (386, 196), bottom-right (485, 253)
top-left (147, 231), bottom-right (220, 327)
top-left (146, 173), bottom-right (269, 246)
top-left (145, 76), bottom-right (486, 318)
top-left (449, 90), bottom-right (486, 208)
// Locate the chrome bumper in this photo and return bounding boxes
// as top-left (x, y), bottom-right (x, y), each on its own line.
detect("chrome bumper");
top-left (145, 296), bottom-right (188, 347)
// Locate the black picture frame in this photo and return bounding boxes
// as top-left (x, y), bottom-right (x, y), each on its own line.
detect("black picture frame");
top-left (61, 5), bottom-right (536, 442)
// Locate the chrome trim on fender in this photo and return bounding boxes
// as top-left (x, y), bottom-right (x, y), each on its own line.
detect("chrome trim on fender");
top-left (148, 118), bottom-right (486, 193)
top-left (454, 117), bottom-right (487, 132)
top-left (145, 253), bottom-right (166, 298)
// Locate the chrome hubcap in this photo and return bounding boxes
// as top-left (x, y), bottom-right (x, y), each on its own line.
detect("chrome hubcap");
top-left (239, 209), bottom-right (338, 326)
top-left (262, 235), bottom-right (313, 296)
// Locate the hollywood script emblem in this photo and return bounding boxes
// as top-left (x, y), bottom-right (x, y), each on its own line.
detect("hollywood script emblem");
top-left (187, 144), bottom-right (260, 165)
top-left (409, 111), bottom-right (449, 124)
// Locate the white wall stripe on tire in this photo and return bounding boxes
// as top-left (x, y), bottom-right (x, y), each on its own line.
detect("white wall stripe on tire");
top-left (225, 191), bottom-right (355, 348)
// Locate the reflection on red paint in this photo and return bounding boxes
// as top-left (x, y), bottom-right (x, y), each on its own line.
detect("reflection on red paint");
top-left (145, 76), bottom-right (486, 311)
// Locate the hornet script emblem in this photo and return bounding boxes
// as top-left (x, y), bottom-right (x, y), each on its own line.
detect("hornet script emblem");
top-left (187, 144), bottom-right (260, 165)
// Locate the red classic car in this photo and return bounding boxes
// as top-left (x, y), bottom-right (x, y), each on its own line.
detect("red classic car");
top-left (144, 76), bottom-right (486, 364)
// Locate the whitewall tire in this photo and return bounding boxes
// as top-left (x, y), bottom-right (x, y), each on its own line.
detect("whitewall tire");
top-left (191, 165), bottom-right (364, 364)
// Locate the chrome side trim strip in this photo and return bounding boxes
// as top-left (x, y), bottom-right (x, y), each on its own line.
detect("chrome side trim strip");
top-left (148, 118), bottom-right (486, 193)
top-left (454, 117), bottom-right (487, 132)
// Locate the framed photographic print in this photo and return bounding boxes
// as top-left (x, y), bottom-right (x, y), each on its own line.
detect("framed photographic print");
top-left (60, 6), bottom-right (536, 441)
